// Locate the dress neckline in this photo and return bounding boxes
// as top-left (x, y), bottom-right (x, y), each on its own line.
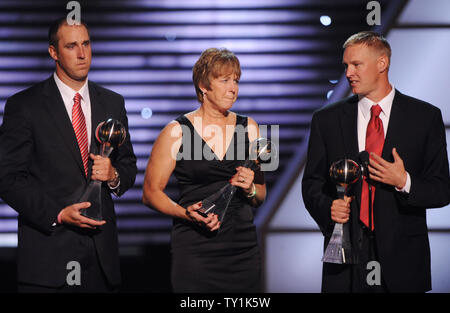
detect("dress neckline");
top-left (183, 113), bottom-right (238, 161)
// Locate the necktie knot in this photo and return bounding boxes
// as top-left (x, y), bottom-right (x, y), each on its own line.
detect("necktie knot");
top-left (74, 93), bottom-right (82, 104)
top-left (371, 104), bottom-right (382, 118)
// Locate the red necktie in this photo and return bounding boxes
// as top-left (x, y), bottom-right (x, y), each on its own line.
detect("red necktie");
top-left (360, 104), bottom-right (384, 230)
top-left (72, 93), bottom-right (89, 177)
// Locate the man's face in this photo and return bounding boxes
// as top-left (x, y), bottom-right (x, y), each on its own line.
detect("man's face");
top-left (342, 43), bottom-right (383, 99)
top-left (49, 23), bottom-right (91, 82)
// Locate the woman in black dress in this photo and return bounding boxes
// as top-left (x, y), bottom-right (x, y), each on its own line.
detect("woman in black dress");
top-left (142, 48), bottom-right (266, 292)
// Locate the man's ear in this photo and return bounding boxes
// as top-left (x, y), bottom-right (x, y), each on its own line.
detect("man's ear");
top-left (48, 45), bottom-right (58, 62)
top-left (377, 54), bottom-right (389, 73)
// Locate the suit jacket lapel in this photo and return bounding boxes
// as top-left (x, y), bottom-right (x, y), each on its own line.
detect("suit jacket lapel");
top-left (339, 95), bottom-right (363, 211)
top-left (381, 90), bottom-right (405, 163)
top-left (42, 76), bottom-right (86, 178)
top-left (88, 81), bottom-right (110, 159)
top-left (340, 95), bottom-right (359, 160)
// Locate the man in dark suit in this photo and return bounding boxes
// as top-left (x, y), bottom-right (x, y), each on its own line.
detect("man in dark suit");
top-left (302, 31), bottom-right (449, 292)
top-left (0, 18), bottom-right (137, 292)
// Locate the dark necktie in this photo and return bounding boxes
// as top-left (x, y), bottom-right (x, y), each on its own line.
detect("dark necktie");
top-left (360, 104), bottom-right (384, 230)
top-left (72, 93), bottom-right (89, 177)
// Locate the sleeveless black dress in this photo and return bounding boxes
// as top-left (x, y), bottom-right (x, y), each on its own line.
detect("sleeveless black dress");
top-left (171, 114), bottom-right (262, 293)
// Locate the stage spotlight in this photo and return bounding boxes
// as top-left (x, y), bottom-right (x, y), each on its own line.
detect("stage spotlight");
top-left (327, 90), bottom-right (334, 99)
top-left (320, 15), bottom-right (332, 26)
top-left (165, 32), bottom-right (177, 41)
top-left (141, 107), bottom-right (153, 119)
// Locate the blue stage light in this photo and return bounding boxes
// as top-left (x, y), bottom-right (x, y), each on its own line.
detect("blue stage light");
top-left (327, 90), bottom-right (334, 99)
top-left (165, 32), bottom-right (177, 41)
top-left (320, 15), bottom-right (332, 26)
top-left (141, 107), bottom-right (153, 119)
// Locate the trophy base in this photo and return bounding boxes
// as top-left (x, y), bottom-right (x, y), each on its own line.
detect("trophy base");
top-left (80, 207), bottom-right (103, 221)
top-left (79, 180), bottom-right (103, 221)
top-left (322, 223), bottom-right (355, 264)
top-left (322, 246), bottom-right (355, 264)
top-left (198, 183), bottom-right (236, 222)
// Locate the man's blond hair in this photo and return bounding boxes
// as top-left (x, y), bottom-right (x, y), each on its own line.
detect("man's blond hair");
top-left (343, 31), bottom-right (391, 67)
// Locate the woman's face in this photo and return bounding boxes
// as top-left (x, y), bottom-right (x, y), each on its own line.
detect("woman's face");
top-left (203, 71), bottom-right (239, 111)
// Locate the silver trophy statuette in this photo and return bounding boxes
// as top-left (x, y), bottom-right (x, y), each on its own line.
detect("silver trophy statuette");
top-left (329, 159), bottom-right (361, 191)
top-left (79, 119), bottom-right (127, 221)
top-left (96, 118), bottom-right (127, 157)
top-left (198, 138), bottom-right (277, 223)
top-left (247, 137), bottom-right (276, 167)
top-left (322, 159), bottom-right (361, 264)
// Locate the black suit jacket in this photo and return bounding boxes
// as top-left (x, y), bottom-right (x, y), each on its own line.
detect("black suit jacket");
top-left (0, 76), bottom-right (137, 287)
top-left (302, 90), bottom-right (450, 292)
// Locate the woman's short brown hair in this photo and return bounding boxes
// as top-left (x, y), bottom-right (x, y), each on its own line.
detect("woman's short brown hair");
top-left (192, 48), bottom-right (241, 103)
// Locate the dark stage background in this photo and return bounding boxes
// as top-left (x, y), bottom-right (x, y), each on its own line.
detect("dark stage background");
top-left (1, 0), bottom-right (449, 293)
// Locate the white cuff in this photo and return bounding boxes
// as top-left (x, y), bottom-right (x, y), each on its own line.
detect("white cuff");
top-left (108, 179), bottom-right (120, 191)
top-left (395, 172), bottom-right (411, 194)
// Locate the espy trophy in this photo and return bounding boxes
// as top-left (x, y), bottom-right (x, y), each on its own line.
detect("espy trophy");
top-left (322, 159), bottom-right (361, 264)
top-left (79, 119), bottom-right (126, 221)
top-left (197, 137), bottom-right (277, 223)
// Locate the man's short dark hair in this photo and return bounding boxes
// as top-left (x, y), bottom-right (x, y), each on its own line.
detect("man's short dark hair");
top-left (48, 17), bottom-right (89, 49)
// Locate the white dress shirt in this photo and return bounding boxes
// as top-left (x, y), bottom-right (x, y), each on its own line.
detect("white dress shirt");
top-left (357, 85), bottom-right (411, 193)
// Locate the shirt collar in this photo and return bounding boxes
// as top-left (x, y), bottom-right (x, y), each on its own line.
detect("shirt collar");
top-left (53, 72), bottom-right (89, 103)
top-left (359, 85), bottom-right (395, 120)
